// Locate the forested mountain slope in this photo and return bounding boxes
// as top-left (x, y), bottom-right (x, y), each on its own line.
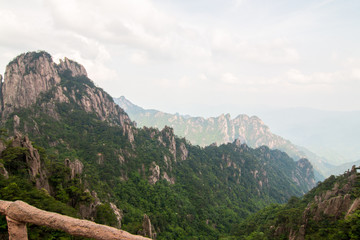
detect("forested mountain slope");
top-left (115, 96), bottom-right (328, 180)
top-left (0, 51), bottom-right (315, 239)
top-left (234, 166), bottom-right (360, 239)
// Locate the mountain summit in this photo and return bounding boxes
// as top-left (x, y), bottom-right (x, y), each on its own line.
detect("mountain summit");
top-left (0, 51), bottom-right (134, 142)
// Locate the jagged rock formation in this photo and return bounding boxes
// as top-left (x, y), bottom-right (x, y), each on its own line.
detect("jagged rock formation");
top-left (1, 52), bottom-right (61, 116)
top-left (140, 214), bottom-right (156, 239)
top-left (65, 158), bottom-right (84, 180)
top-left (115, 97), bottom-right (299, 152)
top-left (236, 166), bottom-right (360, 239)
top-left (148, 162), bottom-right (161, 185)
top-left (0, 51), bottom-right (134, 142)
top-left (0, 163), bottom-right (8, 179)
top-left (114, 96), bottom-right (326, 179)
top-left (79, 190), bottom-right (101, 220)
top-left (58, 57), bottom-right (87, 77)
top-left (308, 166), bottom-right (359, 219)
top-left (3, 134), bottom-right (50, 192)
top-left (273, 166), bottom-right (360, 240)
top-left (143, 126), bottom-right (189, 184)
top-left (110, 202), bottom-right (123, 229)
top-left (289, 166), bottom-right (359, 239)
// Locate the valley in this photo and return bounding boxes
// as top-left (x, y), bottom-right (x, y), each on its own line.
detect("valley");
top-left (0, 51), bottom-right (358, 239)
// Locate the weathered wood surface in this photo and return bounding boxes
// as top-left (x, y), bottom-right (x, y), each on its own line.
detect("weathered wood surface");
top-left (0, 200), bottom-right (150, 240)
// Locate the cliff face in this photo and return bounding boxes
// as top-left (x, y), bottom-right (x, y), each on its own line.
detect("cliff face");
top-left (0, 51), bottom-right (134, 142)
top-left (274, 166), bottom-right (360, 240)
top-left (289, 166), bottom-right (360, 240)
top-left (0, 135), bottom-right (50, 192)
top-left (236, 165), bottom-right (359, 240)
top-left (1, 52), bottom-right (61, 116)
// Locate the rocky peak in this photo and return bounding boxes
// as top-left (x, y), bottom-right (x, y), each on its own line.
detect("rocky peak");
top-left (0, 51), bottom-right (135, 143)
top-left (159, 126), bottom-right (177, 160)
top-left (0, 51), bottom-right (89, 117)
top-left (114, 96), bottom-right (144, 114)
top-left (58, 57), bottom-right (87, 77)
top-left (1, 51), bottom-right (61, 116)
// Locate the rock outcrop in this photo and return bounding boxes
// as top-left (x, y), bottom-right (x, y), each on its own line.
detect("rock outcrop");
top-left (0, 140), bottom-right (8, 179)
top-left (0, 163), bottom-right (8, 179)
top-left (140, 214), bottom-right (156, 239)
top-left (285, 166), bottom-right (360, 239)
top-left (64, 158), bottom-right (84, 180)
top-left (79, 190), bottom-right (101, 220)
top-left (9, 135), bottom-right (50, 192)
top-left (1, 52), bottom-right (61, 116)
top-left (158, 127), bottom-right (177, 161)
top-left (110, 202), bottom-right (123, 229)
top-left (148, 162), bottom-right (160, 185)
top-left (0, 51), bottom-right (135, 143)
top-left (179, 142), bottom-right (188, 161)
top-left (58, 57), bottom-right (87, 77)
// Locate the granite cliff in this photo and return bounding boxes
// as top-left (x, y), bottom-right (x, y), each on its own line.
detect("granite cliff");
top-left (1, 52), bottom-right (134, 142)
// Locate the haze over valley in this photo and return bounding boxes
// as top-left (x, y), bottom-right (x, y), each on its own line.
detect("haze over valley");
top-left (0, 0), bottom-right (360, 239)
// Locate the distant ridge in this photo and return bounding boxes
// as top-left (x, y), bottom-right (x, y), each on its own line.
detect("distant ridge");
top-left (115, 96), bottom-right (333, 180)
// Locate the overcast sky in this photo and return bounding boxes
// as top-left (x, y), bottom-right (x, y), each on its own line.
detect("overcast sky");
top-left (1, 0), bottom-right (360, 117)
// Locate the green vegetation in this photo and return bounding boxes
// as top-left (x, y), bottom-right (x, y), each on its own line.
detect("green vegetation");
top-left (233, 170), bottom-right (360, 239)
top-left (0, 56), bottom-right (318, 239)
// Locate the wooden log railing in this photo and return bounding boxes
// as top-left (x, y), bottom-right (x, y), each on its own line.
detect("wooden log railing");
top-left (0, 200), bottom-right (150, 240)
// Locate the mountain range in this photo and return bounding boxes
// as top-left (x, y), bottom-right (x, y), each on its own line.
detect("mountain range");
top-left (0, 51), bottom-right (317, 239)
top-left (115, 96), bottom-right (346, 179)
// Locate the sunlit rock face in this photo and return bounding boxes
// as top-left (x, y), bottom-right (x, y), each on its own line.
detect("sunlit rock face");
top-left (0, 51), bottom-right (135, 143)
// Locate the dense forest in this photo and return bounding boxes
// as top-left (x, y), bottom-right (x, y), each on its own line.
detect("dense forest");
top-left (0, 51), bottom-right (357, 239)
top-left (233, 166), bottom-right (360, 239)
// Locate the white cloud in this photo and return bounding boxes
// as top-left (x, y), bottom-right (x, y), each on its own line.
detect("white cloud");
top-left (233, 0), bottom-right (246, 8)
top-left (285, 68), bottom-right (353, 86)
top-left (0, 0), bottom-right (359, 112)
top-left (351, 69), bottom-right (360, 80)
top-left (130, 51), bottom-right (148, 65)
top-left (221, 73), bottom-right (238, 84)
top-left (211, 30), bottom-right (299, 64)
